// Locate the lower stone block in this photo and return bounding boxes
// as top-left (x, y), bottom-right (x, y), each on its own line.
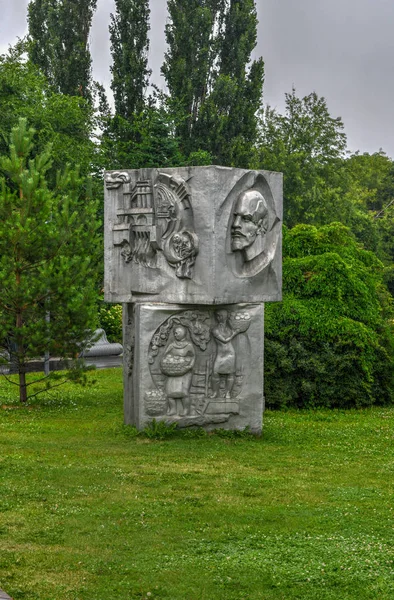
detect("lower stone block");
top-left (124, 302), bottom-right (265, 434)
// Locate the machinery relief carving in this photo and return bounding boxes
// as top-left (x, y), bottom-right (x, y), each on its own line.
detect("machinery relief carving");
top-left (146, 308), bottom-right (252, 425)
top-left (111, 172), bottom-right (199, 279)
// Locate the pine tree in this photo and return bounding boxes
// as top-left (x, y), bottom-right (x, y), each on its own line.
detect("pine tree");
top-left (28, 0), bottom-right (97, 99)
top-left (161, 0), bottom-right (264, 166)
top-left (109, 0), bottom-right (151, 119)
top-left (0, 119), bottom-right (100, 402)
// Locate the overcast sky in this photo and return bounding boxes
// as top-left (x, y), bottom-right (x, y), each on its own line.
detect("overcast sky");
top-left (1, 0), bottom-right (393, 158)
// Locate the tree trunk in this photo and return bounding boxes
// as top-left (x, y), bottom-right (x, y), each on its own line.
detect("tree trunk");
top-left (19, 369), bottom-right (28, 403)
top-left (16, 295), bottom-right (27, 402)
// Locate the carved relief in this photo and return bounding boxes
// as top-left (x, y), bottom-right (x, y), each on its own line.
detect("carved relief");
top-left (163, 230), bottom-right (199, 279)
top-left (146, 308), bottom-right (252, 424)
top-left (111, 171), bottom-right (199, 278)
top-left (228, 173), bottom-right (281, 279)
top-left (231, 190), bottom-right (269, 259)
top-left (105, 171), bottom-right (131, 189)
top-left (124, 309), bottom-right (135, 378)
top-left (210, 309), bottom-right (251, 400)
top-left (161, 325), bottom-right (196, 416)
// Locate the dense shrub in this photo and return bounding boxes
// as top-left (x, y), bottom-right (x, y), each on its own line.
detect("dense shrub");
top-left (98, 303), bottom-right (123, 343)
top-left (265, 223), bottom-right (394, 409)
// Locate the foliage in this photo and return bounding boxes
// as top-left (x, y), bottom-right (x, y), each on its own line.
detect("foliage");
top-left (104, 1), bottom-right (186, 172)
top-left (142, 418), bottom-right (179, 440)
top-left (345, 151), bottom-right (394, 213)
top-left (255, 89), bottom-right (348, 227)
top-left (337, 152), bottom-right (394, 293)
top-left (28, 0), bottom-right (97, 100)
top-left (0, 119), bottom-right (100, 402)
top-left (344, 152), bottom-right (394, 248)
top-left (2, 368), bottom-right (394, 598)
top-left (162, 0), bottom-right (264, 166)
top-left (0, 46), bottom-right (102, 253)
top-left (109, 0), bottom-right (151, 119)
top-left (265, 222), bottom-right (394, 409)
top-left (98, 97), bottom-right (186, 171)
top-left (0, 47), bottom-right (96, 185)
top-left (98, 303), bottom-right (123, 344)
top-left (162, 0), bottom-right (227, 149)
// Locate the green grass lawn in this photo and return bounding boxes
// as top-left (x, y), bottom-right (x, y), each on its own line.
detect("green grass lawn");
top-left (0, 368), bottom-right (394, 600)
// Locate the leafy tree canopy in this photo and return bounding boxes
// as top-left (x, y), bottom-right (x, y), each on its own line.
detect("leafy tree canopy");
top-left (28, 0), bottom-right (97, 100)
top-left (255, 89), bottom-right (348, 227)
top-left (98, 94), bottom-right (186, 171)
top-left (0, 45), bottom-right (96, 184)
top-left (109, 0), bottom-right (151, 119)
top-left (162, 0), bottom-right (264, 167)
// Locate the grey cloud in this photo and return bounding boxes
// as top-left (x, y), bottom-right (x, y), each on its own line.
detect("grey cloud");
top-left (1, 0), bottom-right (394, 157)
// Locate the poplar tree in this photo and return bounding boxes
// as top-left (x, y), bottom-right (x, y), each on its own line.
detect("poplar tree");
top-left (103, 1), bottom-right (185, 170)
top-left (0, 119), bottom-right (100, 403)
top-left (162, 0), bottom-right (264, 166)
top-left (162, 0), bottom-right (225, 142)
top-left (28, 0), bottom-right (97, 99)
top-left (109, 0), bottom-right (151, 119)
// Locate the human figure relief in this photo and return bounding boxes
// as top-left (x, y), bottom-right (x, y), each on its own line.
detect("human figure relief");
top-left (209, 310), bottom-right (239, 399)
top-left (160, 325), bottom-right (196, 416)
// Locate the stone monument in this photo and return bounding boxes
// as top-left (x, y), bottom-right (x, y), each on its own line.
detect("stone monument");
top-left (104, 166), bottom-right (282, 434)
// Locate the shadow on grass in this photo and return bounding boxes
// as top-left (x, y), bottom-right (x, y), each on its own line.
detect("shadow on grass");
top-left (117, 419), bottom-right (259, 442)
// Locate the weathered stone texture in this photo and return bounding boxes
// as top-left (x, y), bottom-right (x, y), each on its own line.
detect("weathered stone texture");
top-left (104, 166), bottom-right (282, 305)
top-left (104, 166), bottom-right (282, 432)
top-left (124, 303), bottom-right (264, 433)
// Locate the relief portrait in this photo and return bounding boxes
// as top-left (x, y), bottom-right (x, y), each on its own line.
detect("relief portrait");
top-left (227, 173), bottom-right (281, 279)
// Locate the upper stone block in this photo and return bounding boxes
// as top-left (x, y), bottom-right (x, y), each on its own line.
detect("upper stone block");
top-left (104, 166), bottom-right (282, 305)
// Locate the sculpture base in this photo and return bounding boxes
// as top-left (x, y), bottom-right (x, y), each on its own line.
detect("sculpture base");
top-left (123, 302), bottom-right (265, 434)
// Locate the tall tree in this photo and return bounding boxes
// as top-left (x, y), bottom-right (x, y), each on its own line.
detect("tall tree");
top-left (162, 0), bottom-right (264, 166)
top-left (28, 0), bottom-right (97, 99)
top-left (162, 0), bottom-right (224, 141)
top-left (194, 0), bottom-right (264, 166)
top-left (343, 152), bottom-right (394, 293)
top-left (104, 0), bottom-right (183, 173)
top-left (109, 0), bottom-right (151, 119)
top-left (98, 99), bottom-right (186, 171)
top-left (0, 119), bottom-right (100, 403)
top-left (0, 45), bottom-right (96, 183)
top-left (255, 89), bottom-right (348, 227)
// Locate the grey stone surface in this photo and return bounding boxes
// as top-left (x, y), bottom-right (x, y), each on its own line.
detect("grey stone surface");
top-left (83, 355), bottom-right (123, 369)
top-left (123, 303), bottom-right (135, 426)
top-left (104, 166), bottom-right (282, 432)
top-left (82, 328), bottom-right (123, 357)
top-left (104, 166), bottom-right (282, 305)
top-left (124, 303), bottom-right (265, 434)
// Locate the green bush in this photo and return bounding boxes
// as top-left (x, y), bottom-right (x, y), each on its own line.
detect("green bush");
top-left (265, 223), bottom-right (394, 409)
top-left (98, 303), bottom-right (123, 343)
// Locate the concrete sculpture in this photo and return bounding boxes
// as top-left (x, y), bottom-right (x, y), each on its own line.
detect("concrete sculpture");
top-left (104, 166), bottom-right (282, 433)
